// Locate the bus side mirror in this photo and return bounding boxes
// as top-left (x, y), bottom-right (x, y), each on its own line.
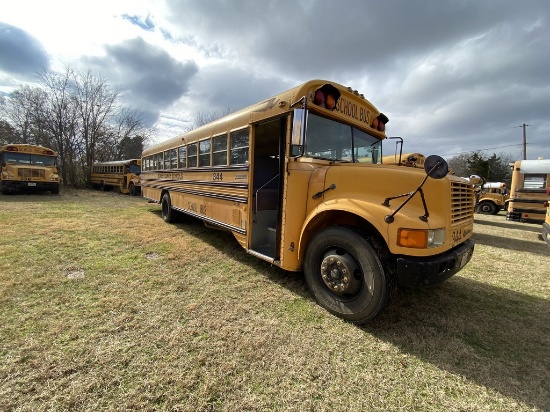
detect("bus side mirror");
top-left (424, 155), bottom-right (449, 179)
top-left (290, 108), bottom-right (307, 158)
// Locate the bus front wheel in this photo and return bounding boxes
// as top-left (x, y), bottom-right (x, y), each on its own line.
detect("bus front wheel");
top-left (304, 226), bottom-right (391, 324)
top-left (161, 193), bottom-right (176, 223)
top-left (478, 201), bottom-right (497, 215)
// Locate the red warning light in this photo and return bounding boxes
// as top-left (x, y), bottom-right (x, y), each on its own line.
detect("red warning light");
top-left (371, 113), bottom-right (389, 132)
top-left (312, 84), bottom-right (341, 111)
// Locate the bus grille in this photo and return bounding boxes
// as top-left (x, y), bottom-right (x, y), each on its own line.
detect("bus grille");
top-left (18, 168), bottom-right (45, 178)
top-left (451, 181), bottom-right (474, 225)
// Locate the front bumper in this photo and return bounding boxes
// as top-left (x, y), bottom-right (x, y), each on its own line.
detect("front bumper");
top-left (396, 238), bottom-right (475, 287)
top-left (543, 223), bottom-right (550, 247)
top-left (1, 181), bottom-right (59, 192)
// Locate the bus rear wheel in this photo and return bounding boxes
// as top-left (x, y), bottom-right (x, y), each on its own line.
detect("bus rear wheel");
top-left (304, 226), bottom-right (391, 324)
top-left (478, 201), bottom-right (497, 215)
top-left (129, 182), bottom-right (137, 196)
top-left (161, 193), bottom-right (176, 223)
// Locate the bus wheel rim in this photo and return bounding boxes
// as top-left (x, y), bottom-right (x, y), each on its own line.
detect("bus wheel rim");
top-left (320, 249), bottom-right (361, 296)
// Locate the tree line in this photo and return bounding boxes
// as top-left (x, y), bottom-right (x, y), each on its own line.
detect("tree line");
top-left (447, 151), bottom-right (514, 186)
top-left (0, 66), bottom-right (151, 187)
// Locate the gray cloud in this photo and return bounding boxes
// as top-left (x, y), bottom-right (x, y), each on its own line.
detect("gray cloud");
top-left (84, 37), bottom-right (199, 125)
top-left (188, 65), bottom-right (291, 112)
top-left (0, 22), bottom-right (49, 77)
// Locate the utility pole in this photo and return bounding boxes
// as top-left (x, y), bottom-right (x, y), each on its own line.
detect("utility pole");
top-left (522, 123), bottom-right (529, 160)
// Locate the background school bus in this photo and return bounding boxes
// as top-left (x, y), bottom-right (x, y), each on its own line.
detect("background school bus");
top-left (507, 158), bottom-right (550, 224)
top-left (476, 182), bottom-right (510, 215)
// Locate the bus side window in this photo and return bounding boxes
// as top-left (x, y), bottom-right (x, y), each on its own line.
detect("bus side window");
top-left (230, 128), bottom-right (249, 165)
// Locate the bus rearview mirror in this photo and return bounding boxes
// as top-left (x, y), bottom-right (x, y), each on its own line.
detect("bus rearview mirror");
top-left (424, 155), bottom-right (449, 179)
top-left (290, 108), bottom-right (307, 158)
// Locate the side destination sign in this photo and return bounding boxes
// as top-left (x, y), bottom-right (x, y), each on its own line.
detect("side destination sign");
top-left (334, 96), bottom-right (371, 125)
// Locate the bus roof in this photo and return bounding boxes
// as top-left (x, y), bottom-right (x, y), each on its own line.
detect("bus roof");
top-left (482, 182), bottom-right (506, 189)
top-left (92, 159), bottom-right (140, 166)
top-left (1, 144), bottom-right (57, 156)
top-left (142, 79), bottom-right (387, 157)
top-left (514, 159), bottom-right (550, 174)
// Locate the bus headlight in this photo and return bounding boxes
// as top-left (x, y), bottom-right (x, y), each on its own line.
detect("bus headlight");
top-left (397, 228), bottom-right (445, 248)
top-left (50, 174), bottom-right (59, 181)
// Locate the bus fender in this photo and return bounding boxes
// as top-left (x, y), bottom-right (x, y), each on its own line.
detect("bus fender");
top-left (298, 199), bottom-right (389, 258)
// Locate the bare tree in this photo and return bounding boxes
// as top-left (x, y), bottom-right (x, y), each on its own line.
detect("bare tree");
top-left (111, 107), bottom-right (149, 159)
top-left (447, 153), bottom-right (473, 177)
top-left (0, 85), bottom-right (50, 146)
top-left (38, 67), bottom-right (81, 186)
top-left (0, 119), bottom-right (20, 146)
top-left (72, 69), bottom-right (119, 185)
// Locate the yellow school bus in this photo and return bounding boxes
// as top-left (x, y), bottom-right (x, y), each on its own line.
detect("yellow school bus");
top-left (141, 80), bottom-right (475, 323)
top-left (542, 188), bottom-right (550, 247)
top-left (506, 159), bottom-right (550, 224)
top-left (476, 182), bottom-right (510, 215)
top-left (91, 159), bottom-right (141, 195)
top-left (382, 152), bottom-right (426, 168)
top-left (0, 144), bottom-right (60, 194)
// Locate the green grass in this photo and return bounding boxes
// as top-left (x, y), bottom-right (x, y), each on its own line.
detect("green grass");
top-left (1, 190), bottom-right (549, 411)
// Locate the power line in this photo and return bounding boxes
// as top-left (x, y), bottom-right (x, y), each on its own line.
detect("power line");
top-left (443, 143), bottom-right (523, 157)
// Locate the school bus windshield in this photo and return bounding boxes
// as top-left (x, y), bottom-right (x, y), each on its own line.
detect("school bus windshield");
top-left (3, 152), bottom-right (56, 167)
top-left (305, 112), bottom-right (382, 163)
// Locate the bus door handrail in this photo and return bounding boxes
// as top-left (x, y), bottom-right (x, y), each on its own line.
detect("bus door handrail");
top-left (254, 174), bottom-right (279, 221)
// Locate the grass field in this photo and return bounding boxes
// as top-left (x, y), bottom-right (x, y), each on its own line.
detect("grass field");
top-left (1, 189), bottom-right (549, 411)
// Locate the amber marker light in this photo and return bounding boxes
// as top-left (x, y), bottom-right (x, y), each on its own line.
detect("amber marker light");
top-left (325, 94), bottom-right (336, 110)
top-left (397, 228), bottom-right (446, 248)
top-left (397, 229), bottom-right (428, 248)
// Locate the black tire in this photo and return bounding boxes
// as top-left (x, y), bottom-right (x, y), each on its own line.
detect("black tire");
top-left (161, 193), bottom-right (175, 223)
top-left (99, 181), bottom-right (105, 191)
top-left (129, 182), bottom-right (136, 196)
top-left (304, 226), bottom-right (391, 324)
top-left (478, 201), bottom-right (497, 214)
top-left (51, 187), bottom-right (59, 195)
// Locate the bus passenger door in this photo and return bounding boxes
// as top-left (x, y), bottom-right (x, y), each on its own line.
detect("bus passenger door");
top-left (249, 116), bottom-right (286, 260)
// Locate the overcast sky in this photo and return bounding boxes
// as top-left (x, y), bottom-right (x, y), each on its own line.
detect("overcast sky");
top-left (1, 0), bottom-right (549, 161)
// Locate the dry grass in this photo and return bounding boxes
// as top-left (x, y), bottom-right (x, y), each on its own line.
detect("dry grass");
top-left (1, 189), bottom-right (549, 411)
